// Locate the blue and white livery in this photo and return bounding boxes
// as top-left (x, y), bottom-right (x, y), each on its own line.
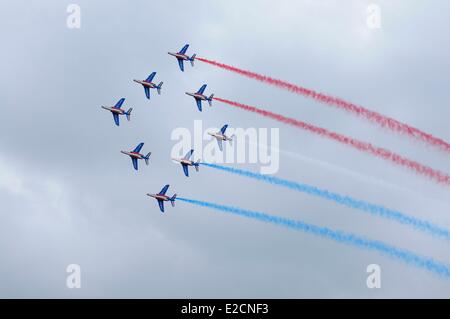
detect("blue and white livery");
top-left (172, 149), bottom-right (200, 177)
top-left (185, 84), bottom-right (214, 112)
top-left (208, 124), bottom-right (234, 151)
top-left (101, 98), bottom-right (132, 126)
top-left (168, 44), bottom-right (196, 72)
top-left (133, 72), bottom-right (163, 100)
top-left (147, 184), bottom-right (177, 213)
top-left (121, 142), bottom-right (151, 171)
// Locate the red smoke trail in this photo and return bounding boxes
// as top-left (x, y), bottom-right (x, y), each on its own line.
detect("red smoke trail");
top-left (214, 97), bottom-right (450, 187)
top-left (197, 57), bottom-right (450, 153)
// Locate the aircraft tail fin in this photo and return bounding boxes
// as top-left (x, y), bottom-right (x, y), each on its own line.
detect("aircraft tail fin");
top-left (170, 194), bottom-right (177, 206)
top-left (126, 108), bottom-right (133, 121)
top-left (208, 94), bottom-right (214, 106)
top-left (157, 82), bottom-right (163, 95)
top-left (194, 162), bottom-right (200, 172)
top-left (190, 54), bottom-right (196, 66)
top-left (229, 134), bottom-right (234, 145)
top-left (144, 152), bottom-right (152, 165)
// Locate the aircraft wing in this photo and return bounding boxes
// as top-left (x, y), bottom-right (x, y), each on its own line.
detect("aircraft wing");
top-left (196, 99), bottom-right (202, 112)
top-left (183, 149), bottom-right (194, 160)
top-left (146, 72), bottom-right (156, 83)
top-left (220, 124), bottom-right (228, 134)
top-left (133, 142), bottom-right (144, 153)
top-left (217, 138), bottom-right (223, 151)
top-left (113, 113), bottom-right (120, 126)
top-left (115, 98), bottom-right (125, 108)
top-left (158, 200), bottom-right (165, 212)
top-left (159, 184), bottom-right (170, 195)
top-left (182, 164), bottom-right (189, 177)
top-left (197, 84), bottom-right (207, 94)
top-left (132, 157), bottom-right (138, 170)
top-left (179, 44), bottom-right (189, 54)
top-left (144, 86), bottom-right (150, 99)
top-left (177, 59), bottom-right (184, 72)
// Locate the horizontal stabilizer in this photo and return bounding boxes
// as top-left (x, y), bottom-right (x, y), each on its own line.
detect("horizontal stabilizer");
top-left (157, 82), bottom-right (163, 95)
top-left (144, 152), bottom-right (152, 165)
top-left (126, 108), bottom-right (133, 121)
top-left (208, 94), bottom-right (214, 106)
top-left (228, 134), bottom-right (234, 145)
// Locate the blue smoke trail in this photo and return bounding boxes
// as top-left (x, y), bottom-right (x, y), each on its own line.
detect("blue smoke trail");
top-left (178, 197), bottom-right (450, 278)
top-left (200, 162), bottom-right (450, 242)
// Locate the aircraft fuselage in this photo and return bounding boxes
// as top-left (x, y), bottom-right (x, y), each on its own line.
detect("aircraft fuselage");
top-left (185, 92), bottom-right (207, 100)
top-left (102, 106), bottom-right (125, 114)
top-left (147, 193), bottom-right (171, 201)
top-left (208, 132), bottom-right (229, 141)
top-left (168, 52), bottom-right (189, 60)
top-left (133, 79), bottom-right (157, 88)
top-left (172, 158), bottom-right (195, 166)
top-left (121, 151), bottom-right (144, 159)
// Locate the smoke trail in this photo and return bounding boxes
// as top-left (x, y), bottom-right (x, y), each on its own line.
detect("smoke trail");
top-left (196, 57), bottom-right (450, 153)
top-left (248, 139), bottom-right (450, 206)
top-left (200, 162), bottom-right (450, 241)
top-left (214, 97), bottom-right (450, 187)
top-left (177, 197), bottom-right (450, 278)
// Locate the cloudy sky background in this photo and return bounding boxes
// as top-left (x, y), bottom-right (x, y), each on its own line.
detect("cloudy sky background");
top-left (1, 0), bottom-right (450, 297)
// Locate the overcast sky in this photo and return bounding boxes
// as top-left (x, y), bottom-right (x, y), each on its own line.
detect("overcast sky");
top-left (1, 0), bottom-right (450, 298)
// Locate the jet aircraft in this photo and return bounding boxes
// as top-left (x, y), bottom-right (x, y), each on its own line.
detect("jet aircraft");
top-left (172, 149), bottom-right (200, 177)
top-left (208, 125), bottom-right (234, 151)
top-left (133, 72), bottom-right (163, 100)
top-left (121, 142), bottom-right (151, 170)
top-left (168, 44), bottom-right (196, 72)
top-left (101, 98), bottom-right (132, 126)
top-left (147, 184), bottom-right (177, 213)
top-left (185, 84), bottom-right (214, 112)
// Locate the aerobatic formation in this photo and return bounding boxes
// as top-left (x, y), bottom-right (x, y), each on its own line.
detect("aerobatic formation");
top-left (100, 44), bottom-right (450, 279)
top-left (101, 44), bottom-right (219, 213)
